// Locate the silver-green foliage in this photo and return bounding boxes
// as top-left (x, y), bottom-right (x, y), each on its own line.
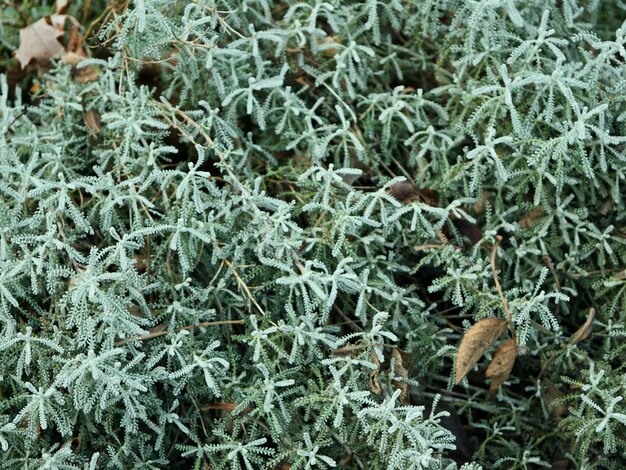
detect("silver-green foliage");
top-left (0, 0), bottom-right (625, 468)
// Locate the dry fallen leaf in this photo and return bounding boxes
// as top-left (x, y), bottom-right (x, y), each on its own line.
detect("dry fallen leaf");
top-left (56, 0), bottom-right (70, 14)
top-left (15, 17), bottom-right (65, 69)
top-left (612, 269), bottom-right (626, 280)
top-left (485, 338), bottom-right (516, 391)
top-left (540, 378), bottom-right (567, 417)
top-left (62, 51), bottom-right (84, 66)
top-left (66, 25), bottom-right (84, 55)
top-left (319, 36), bottom-right (341, 58)
top-left (271, 464), bottom-right (291, 470)
top-left (16, 14), bottom-right (87, 71)
top-left (455, 317), bottom-right (507, 385)
top-left (49, 14), bottom-right (78, 31)
top-left (386, 181), bottom-right (438, 206)
top-left (62, 52), bottom-right (99, 84)
top-left (391, 347), bottom-right (410, 404)
top-left (451, 216), bottom-right (484, 246)
top-left (370, 350), bottom-right (382, 395)
top-left (473, 191), bottom-right (491, 214)
top-left (570, 307), bottom-right (595, 345)
top-left (84, 110), bottom-right (101, 135)
top-left (331, 345), bottom-right (355, 356)
top-left (387, 181), bottom-right (420, 203)
top-left (540, 308), bottom-right (595, 376)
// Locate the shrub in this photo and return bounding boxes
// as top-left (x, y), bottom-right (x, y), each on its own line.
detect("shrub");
top-left (0, 0), bottom-right (625, 468)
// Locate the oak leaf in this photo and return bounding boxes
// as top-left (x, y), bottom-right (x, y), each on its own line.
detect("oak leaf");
top-left (56, 0), bottom-right (70, 14)
top-left (455, 317), bottom-right (506, 384)
top-left (15, 17), bottom-right (65, 69)
top-left (485, 338), bottom-right (516, 391)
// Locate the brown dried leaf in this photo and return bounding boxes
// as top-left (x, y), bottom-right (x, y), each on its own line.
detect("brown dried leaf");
top-left (15, 17), bottom-right (65, 69)
top-left (451, 216), bottom-right (483, 246)
top-left (387, 181), bottom-right (420, 203)
top-left (370, 350), bottom-right (382, 395)
top-left (62, 51), bottom-right (84, 66)
top-left (84, 111), bottom-right (101, 135)
top-left (518, 207), bottom-right (546, 229)
top-left (473, 191), bottom-right (491, 214)
top-left (570, 308), bottom-right (595, 345)
top-left (418, 188), bottom-right (438, 206)
top-left (271, 464), bottom-right (292, 470)
top-left (331, 345), bottom-right (355, 356)
top-left (51, 14), bottom-right (86, 56)
top-left (391, 347), bottom-right (410, 405)
top-left (612, 269), bottom-right (626, 280)
top-left (386, 182), bottom-right (438, 206)
top-left (319, 36), bottom-right (341, 58)
top-left (455, 317), bottom-right (507, 385)
top-left (485, 338), bottom-right (516, 391)
top-left (144, 324), bottom-right (166, 336)
top-left (49, 14), bottom-right (79, 31)
top-left (56, 0), bottom-right (70, 14)
top-left (66, 24), bottom-right (84, 55)
top-left (540, 378), bottom-right (567, 417)
top-left (435, 229), bottom-right (449, 244)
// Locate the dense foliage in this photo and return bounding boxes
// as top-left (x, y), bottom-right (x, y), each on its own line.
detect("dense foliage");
top-left (0, 0), bottom-right (625, 468)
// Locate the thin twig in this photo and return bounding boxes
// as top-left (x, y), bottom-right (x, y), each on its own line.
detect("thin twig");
top-left (333, 304), bottom-right (363, 332)
top-left (223, 257), bottom-right (266, 316)
top-left (415, 243), bottom-right (444, 251)
top-left (490, 235), bottom-right (515, 341)
top-left (331, 342), bottom-right (395, 354)
top-left (542, 255), bottom-right (561, 291)
top-left (116, 319), bottom-right (244, 345)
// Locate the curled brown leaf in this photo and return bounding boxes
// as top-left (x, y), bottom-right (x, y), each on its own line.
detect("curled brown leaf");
top-left (370, 350), bottom-right (382, 395)
top-left (540, 378), bottom-right (567, 417)
top-left (570, 307), bottom-right (595, 345)
top-left (455, 317), bottom-right (507, 385)
top-left (485, 338), bottom-right (516, 391)
top-left (391, 347), bottom-right (410, 404)
top-left (55, 0), bottom-right (70, 14)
